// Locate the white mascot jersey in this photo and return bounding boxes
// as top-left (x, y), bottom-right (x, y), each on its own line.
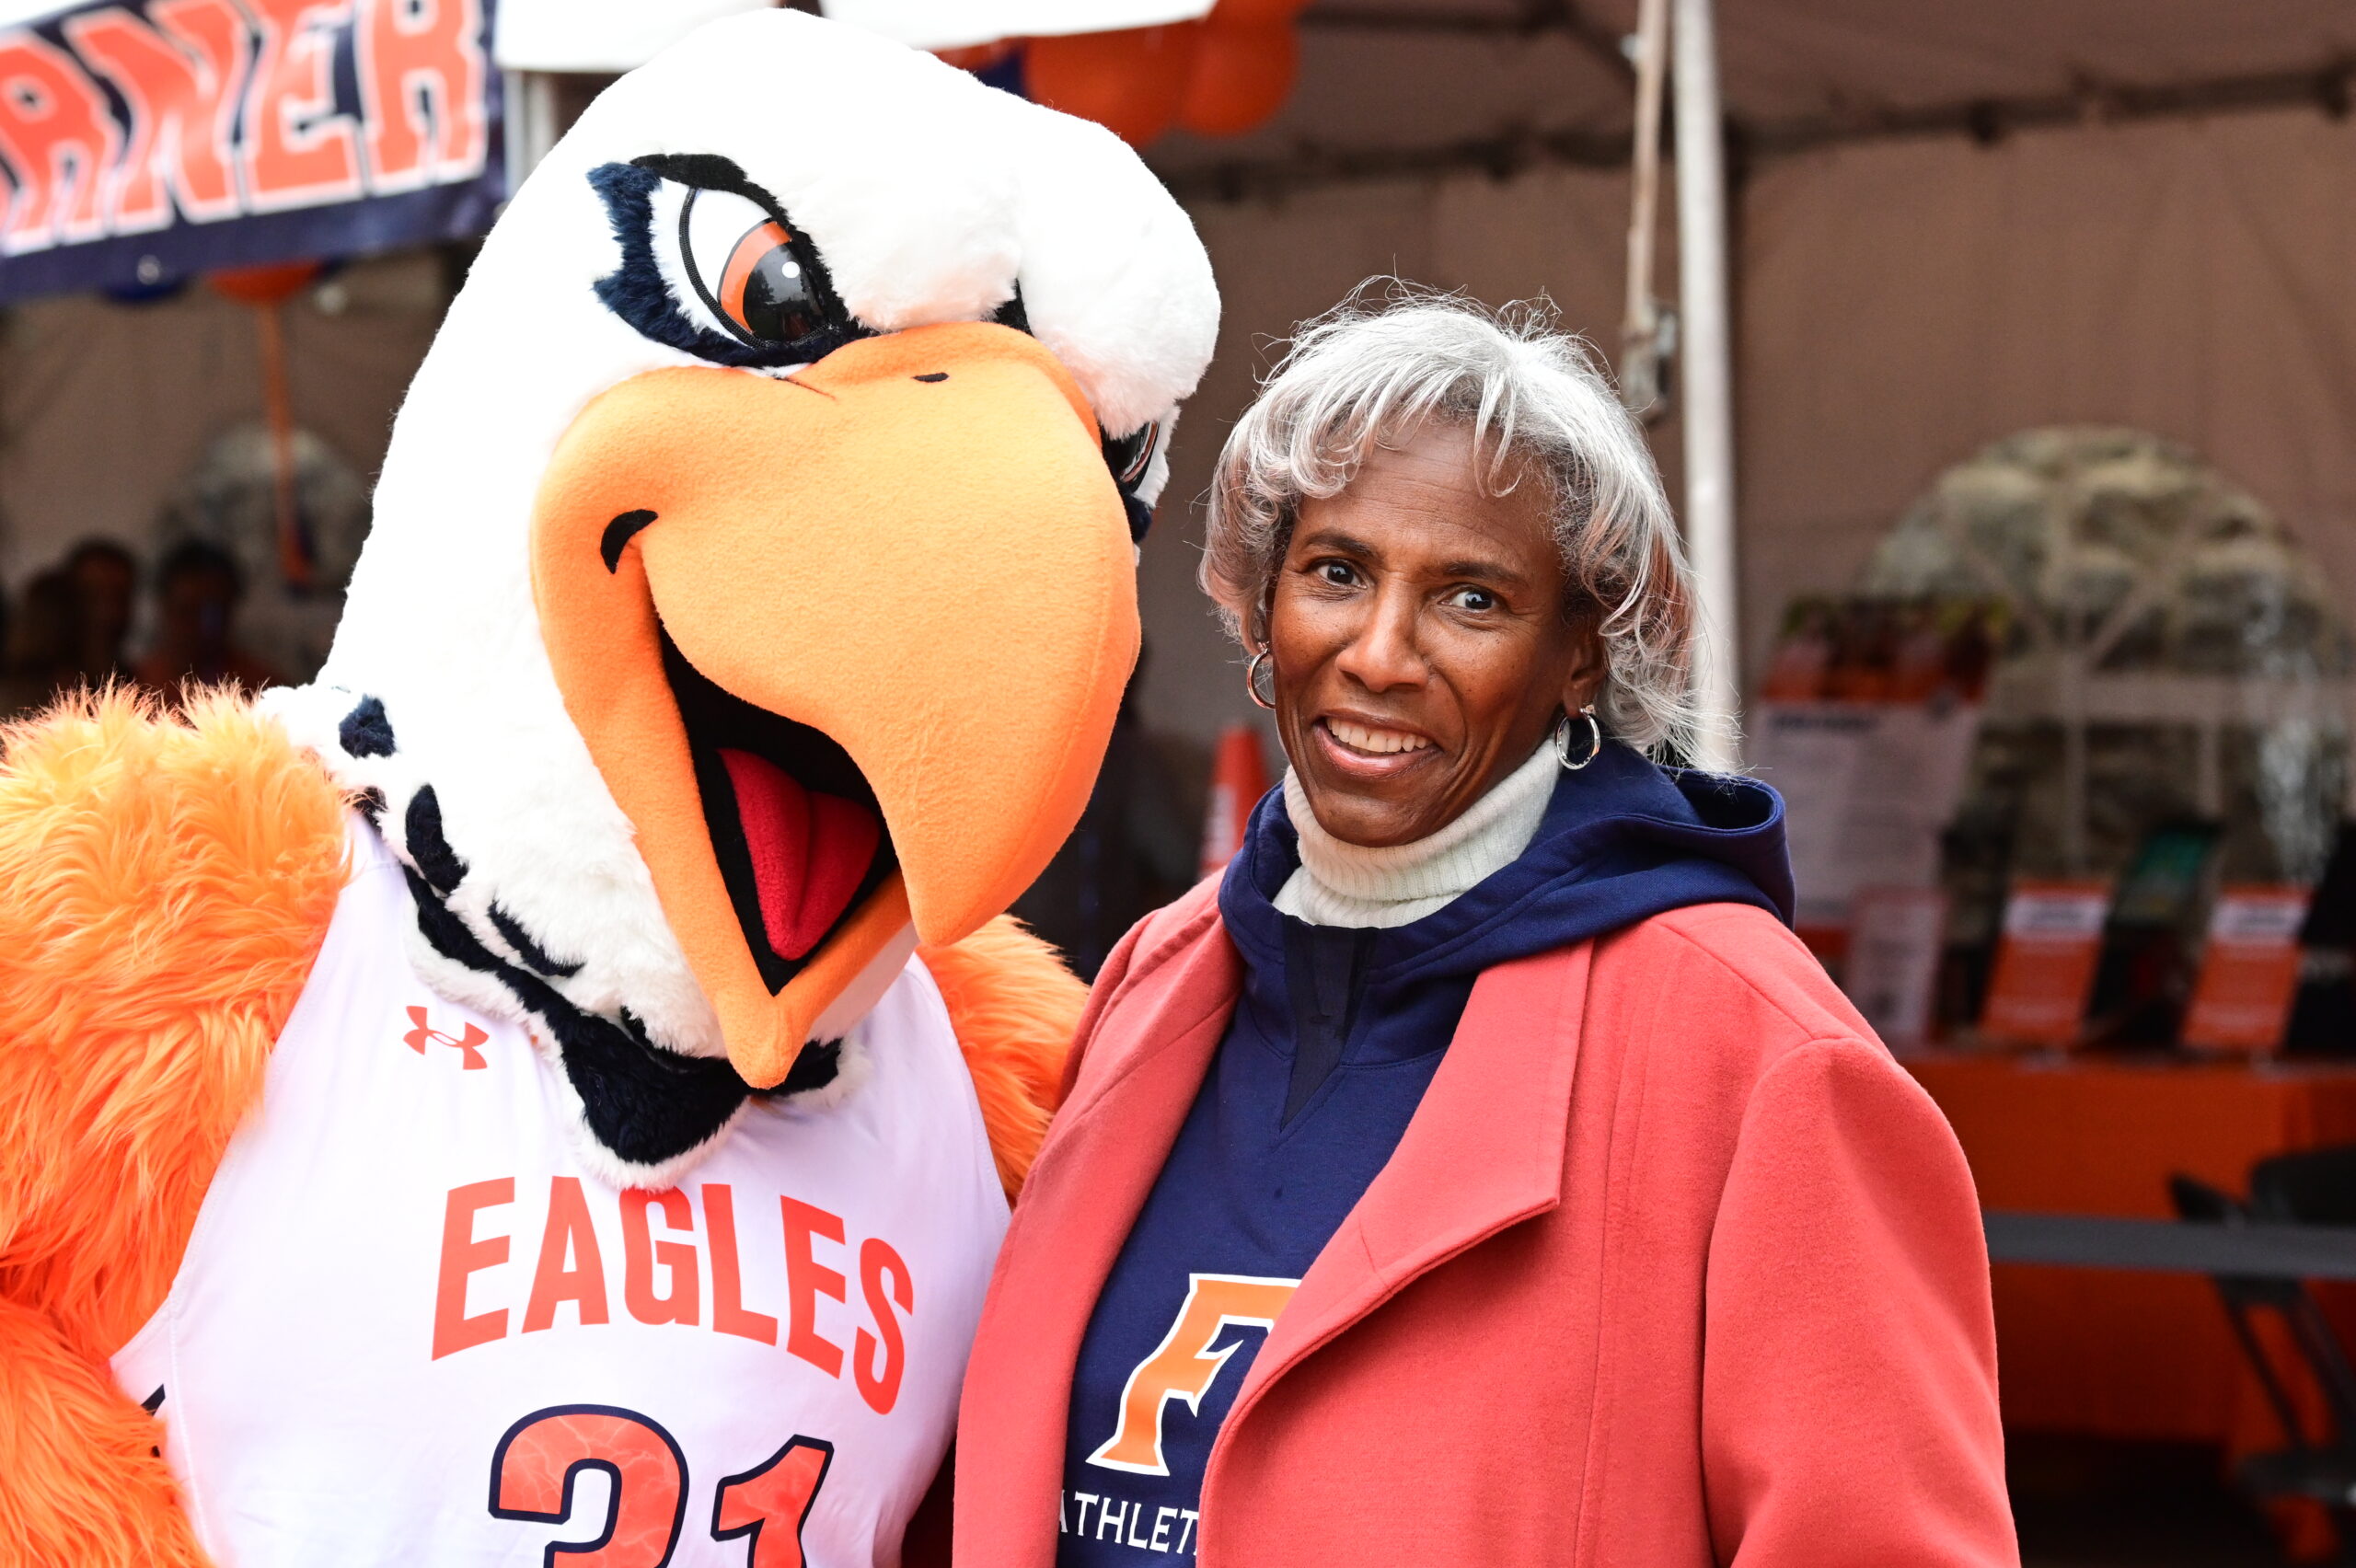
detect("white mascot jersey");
top-left (112, 824), bottom-right (1008, 1567)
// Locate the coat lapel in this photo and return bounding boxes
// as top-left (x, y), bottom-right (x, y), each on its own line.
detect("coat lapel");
top-left (954, 911), bottom-right (1242, 1568)
top-left (1224, 942), bottom-right (1591, 1416)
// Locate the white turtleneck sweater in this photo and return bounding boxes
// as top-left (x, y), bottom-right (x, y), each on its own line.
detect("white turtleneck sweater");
top-left (1273, 740), bottom-right (1560, 928)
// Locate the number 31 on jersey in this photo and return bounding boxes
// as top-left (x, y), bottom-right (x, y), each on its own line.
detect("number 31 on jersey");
top-left (490, 1404), bottom-right (832, 1567)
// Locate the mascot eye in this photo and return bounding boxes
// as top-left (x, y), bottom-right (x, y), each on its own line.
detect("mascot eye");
top-left (682, 188), bottom-right (823, 346)
top-left (1101, 420), bottom-right (1167, 545)
top-left (588, 156), bottom-right (862, 371)
top-left (1103, 421), bottom-right (1161, 491)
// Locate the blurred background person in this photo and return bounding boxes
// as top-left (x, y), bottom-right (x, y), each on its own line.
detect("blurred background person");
top-left (1012, 646), bottom-right (1197, 979)
top-left (134, 538), bottom-right (281, 706)
top-left (1, 570), bottom-right (76, 716)
top-left (63, 538), bottom-right (135, 687)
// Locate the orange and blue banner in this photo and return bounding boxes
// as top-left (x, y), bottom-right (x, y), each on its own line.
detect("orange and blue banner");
top-left (0, 0), bottom-right (501, 302)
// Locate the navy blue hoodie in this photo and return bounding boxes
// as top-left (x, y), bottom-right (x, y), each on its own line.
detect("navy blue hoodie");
top-left (1055, 741), bottom-right (1792, 1563)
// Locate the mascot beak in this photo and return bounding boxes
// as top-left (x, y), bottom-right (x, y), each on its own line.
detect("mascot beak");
top-left (532, 322), bottom-right (1138, 1087)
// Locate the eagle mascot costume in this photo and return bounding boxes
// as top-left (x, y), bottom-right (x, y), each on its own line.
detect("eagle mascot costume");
top-left (0, 14), bottom-right (1217, 1566)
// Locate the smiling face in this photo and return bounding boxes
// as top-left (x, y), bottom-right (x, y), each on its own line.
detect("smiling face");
top-left (1264, 420), bottom-right (1606, 848)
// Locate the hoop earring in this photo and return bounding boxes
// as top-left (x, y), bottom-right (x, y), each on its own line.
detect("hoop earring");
top-left (1554, 705), bottom-right (1602, 770)
top-left (1246, 651), bottom-right (1277, 710)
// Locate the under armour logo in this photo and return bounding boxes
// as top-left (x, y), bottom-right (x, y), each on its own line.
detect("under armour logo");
top-left (404, 1006), bottom-right (491, 1070)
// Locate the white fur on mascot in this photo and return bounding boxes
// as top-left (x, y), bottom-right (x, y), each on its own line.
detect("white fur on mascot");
top-left (0, 14), bottom-right (1216, 1568)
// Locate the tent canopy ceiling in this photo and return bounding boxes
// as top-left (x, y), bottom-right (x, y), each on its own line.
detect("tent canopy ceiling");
top-left (1666, 0), bottom-right (2356, 123)
top-left (0, 0), bottom-right (2326, 137)
top-left (1156, 0), bottom-right (2356, 178)
top-left (1322, 0), bottom-right (2356, 117)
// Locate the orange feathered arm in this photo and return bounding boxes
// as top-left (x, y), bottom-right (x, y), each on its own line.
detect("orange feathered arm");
top-left (0, 689), bottom-right (348, 1568)
top-left (919, 917), bottom-right (1085, 1199)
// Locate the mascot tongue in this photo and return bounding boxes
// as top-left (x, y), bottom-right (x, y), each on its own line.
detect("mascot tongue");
top-left (717, 748), bottom-right (881, 961)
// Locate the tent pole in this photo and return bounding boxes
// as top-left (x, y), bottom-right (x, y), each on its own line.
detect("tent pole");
top-left (504, 71), bottom-right (560, 194)
top-left (1671, 0), bottom-right (1741, 770)
top-left (1618, 0), bottom-right (1670, 414)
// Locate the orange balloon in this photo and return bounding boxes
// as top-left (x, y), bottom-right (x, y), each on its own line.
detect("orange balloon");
top-left (1207, 0), bottom-right (1311, 25)
top-left (932, 40), bottom-right (1015, 72)
top-left (1024, 24), bottom-right (1201, 147)
top-left (207, 259), bottom-right (323, 306)
top-left (1177, 21), bottom-right (1299, 138)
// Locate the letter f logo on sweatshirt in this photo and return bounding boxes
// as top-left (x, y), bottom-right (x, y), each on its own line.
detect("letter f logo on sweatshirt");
top-left (1086, 1274), bottom-right (1299, 1476)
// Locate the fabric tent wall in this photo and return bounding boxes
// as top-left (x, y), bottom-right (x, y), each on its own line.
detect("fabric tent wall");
top-left (1739, 105), bottom-right (2356, 679)
top-left (0, 256), bottom-right (445, 588)
top-left (1157, 101), bottom-right (2356, 760)
top-left (1147, 165), bottom-right (1676, 759)
top-left (15, 98), bottom-right (2339, 759)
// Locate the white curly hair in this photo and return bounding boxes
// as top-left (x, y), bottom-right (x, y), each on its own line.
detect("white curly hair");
top-left (1200, 286), bottom-right (1700, 758)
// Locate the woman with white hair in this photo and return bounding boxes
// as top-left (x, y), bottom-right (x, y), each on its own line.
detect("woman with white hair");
top-left (953, 294), bottom-right (2015, 1568)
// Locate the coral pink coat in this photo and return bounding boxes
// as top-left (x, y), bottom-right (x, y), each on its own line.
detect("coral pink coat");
top-left (954, 880), bottom-right (2018, 1567)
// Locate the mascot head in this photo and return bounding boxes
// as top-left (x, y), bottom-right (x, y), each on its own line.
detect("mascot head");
top-left (269, 12), bottom-right (1218, 1185)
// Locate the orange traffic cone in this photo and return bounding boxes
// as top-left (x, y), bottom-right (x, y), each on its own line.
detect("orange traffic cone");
top-left (1198, 722), bottom-right (1271, 879)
